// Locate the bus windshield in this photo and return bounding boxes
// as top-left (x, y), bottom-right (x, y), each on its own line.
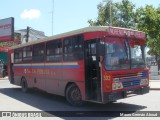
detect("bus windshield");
top-left (105, 37), bottom-right (145, 70)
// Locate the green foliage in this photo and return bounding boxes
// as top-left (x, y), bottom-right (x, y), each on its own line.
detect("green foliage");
top-left (88, 0), bottom-right (136, 28)
top-left (136, 5), bottom-right (160, 39)
top-left (88, 0), bottom-right (116, 26)
top-left (115, 0), bottom-right (136, 28)
top-left (147, 38), bottom-right (160, 56)
top-left (136, 5), bottom-right (160, 58)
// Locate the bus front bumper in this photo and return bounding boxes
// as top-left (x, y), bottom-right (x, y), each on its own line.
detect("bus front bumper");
top-left (103, 86), bottom-right (150, 103)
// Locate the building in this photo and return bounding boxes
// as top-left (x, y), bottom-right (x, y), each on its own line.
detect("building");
top-left (15, 27), bottom-right (46, 44)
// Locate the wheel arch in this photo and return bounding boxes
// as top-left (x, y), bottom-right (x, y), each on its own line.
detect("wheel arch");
top-left (65, 82), bottom-right (84, 106)
top-left (20, 76), bottom-right (29, 93)
top-left (65, 82), bottom-right (77, 96)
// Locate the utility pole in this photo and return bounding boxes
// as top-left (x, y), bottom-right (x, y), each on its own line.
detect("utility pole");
top-left (26, 26), bottom-right (30, 43)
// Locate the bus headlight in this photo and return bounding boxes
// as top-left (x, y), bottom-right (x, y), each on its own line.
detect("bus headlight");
top-left (140, 79), bottom-right (148, 85)
top-left (112, 84), bottom-right (117, 90)
top-left (112, 82), bottom-right (123, 90)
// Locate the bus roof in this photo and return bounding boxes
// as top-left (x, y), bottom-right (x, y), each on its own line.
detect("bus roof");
top-left (9, 26), bottom-right (145, 50)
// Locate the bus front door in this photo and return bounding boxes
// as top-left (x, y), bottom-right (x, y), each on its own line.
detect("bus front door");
top-left (85, 40), bottom-right (102, 102)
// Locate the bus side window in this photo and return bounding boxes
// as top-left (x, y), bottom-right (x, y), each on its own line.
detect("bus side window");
top-left (23, 46), bottom-right (32, 62)
top-left (14, 48), bottom-right (23, 63)
top-left (63, 35), bottom-right (84, 61)
top-left (33, 43), bottom-right (45, 62)
top-left (46, 39), bottom-right (62, 62)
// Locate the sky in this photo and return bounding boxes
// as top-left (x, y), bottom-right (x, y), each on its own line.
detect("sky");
top-left (0, 0), bottom-right (159, 36)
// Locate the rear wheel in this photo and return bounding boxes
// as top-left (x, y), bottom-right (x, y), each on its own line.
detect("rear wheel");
top-left (66, 84), bottom-right (84, 106)
top-left (21, 78), bottom-right (28, 93)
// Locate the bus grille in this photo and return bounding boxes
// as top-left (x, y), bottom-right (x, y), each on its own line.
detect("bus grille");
top-left (122, 80), bottom-right (140, 88)
top-left (114, 73), bottom-right (137, 78)
top-left (113, 72), bottom-right (147, 88)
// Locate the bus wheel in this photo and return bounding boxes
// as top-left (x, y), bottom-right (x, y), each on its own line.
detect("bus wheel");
top-left (21, 78), bottom-right (28, 93)
top-left (66, 84), bottom-right (83, 106)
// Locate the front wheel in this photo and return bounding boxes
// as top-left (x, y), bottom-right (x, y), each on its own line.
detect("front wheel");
top-left (21, 78), bottom-right (28, 93)
top-left (66, 84), bottom-right (84, 106)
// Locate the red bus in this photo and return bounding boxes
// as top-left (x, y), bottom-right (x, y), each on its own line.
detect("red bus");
top-left (8, 26), bottom-right (149, 106)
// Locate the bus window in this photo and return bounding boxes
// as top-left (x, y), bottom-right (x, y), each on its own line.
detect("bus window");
top-left (33, 43), bottom-right (45, 62)
top-left (23, 46), bottom-right (32, 62)
top-left (14, 48), bottom-right (23, 63)
top-left (130, 40), bottom-right (146, 69)
top-left (46, 40), bottom-right (62, 62)
top-left (105, 38), bottom-right (129, 70)
top-left (64, 35), bottom-right (83, 61)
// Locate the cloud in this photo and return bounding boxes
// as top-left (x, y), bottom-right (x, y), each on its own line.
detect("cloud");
top-left (21, 9), bottom-right (41, 19)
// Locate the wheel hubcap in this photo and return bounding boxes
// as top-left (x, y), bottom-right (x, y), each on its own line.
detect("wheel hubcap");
top-left (71, 88), bottom-right (81, 101)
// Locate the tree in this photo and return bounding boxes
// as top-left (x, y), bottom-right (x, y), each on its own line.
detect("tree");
top-left (88, 0), bottom-right (117, 26)
top-left (115, 0), bottom-right (136, 28)
top-left (136, 5), bottom-right (160, 66)
top-left (88, 0), bottom-right (136, 29)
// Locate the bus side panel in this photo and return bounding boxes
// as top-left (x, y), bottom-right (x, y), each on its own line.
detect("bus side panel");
top-left (23, 64), bottom-right (33, 88)
top-left (45, 65), bottom-right (63, 95)
top-left (13, 65), bottom-right (24, 86)
top-left (31, 63), bottom-right (46, 91)
top-left (11, 63), bottom-right (33, 88)
top-left (56, 61), bottom-right (85, 97)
